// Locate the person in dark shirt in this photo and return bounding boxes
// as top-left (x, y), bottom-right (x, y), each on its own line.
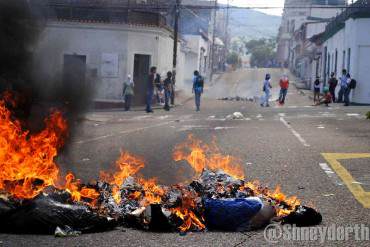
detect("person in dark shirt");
top-left (328, 72), bottom-right (338, 103)
top-left (146, 66), bottom-right (157, 113)
top-left (313, 77), bottom-right (321, 104)
top-left (163, 71), bottom-right (172, 111)
top-left (192, 70), bottom-right (204, 111)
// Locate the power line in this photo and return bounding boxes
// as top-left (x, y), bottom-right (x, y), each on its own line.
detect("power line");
top-left (44, 2), bottom-right (370, 11)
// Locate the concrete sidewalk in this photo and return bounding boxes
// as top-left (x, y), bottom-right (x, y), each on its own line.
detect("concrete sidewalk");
top-left (93, 91), bottom-right (193, 112)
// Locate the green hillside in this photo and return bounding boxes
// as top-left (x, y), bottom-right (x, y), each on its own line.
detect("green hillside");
top-left (228, 8), bottom-right (281, 40)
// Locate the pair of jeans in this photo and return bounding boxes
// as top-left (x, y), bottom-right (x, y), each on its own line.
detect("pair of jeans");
top-left (337, 87), bottom-right (346, 102)
top-left (195, 92), bottom-right (201, 110)
top-left (279, 88), bottom-right (288, 103)
top-left (124, 95), bottom-right (132, 111)
top-left (261, 91), bottom-right (270, 106)
top-left (146, 89), bottom-right (154, 112)
top-left (329, 88), bottom-right (336, 102)
top-left (344, 88), bottom-right (351, 105)
top-left (164, 89), bottom-right (171, 110)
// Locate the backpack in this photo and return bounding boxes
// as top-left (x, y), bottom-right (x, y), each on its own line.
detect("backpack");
top-left (198, 76), bottom-right (204, 88)
top-left (349, 79), bottom-right (357, 89)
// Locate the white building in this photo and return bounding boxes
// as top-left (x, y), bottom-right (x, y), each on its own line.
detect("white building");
top-left (277, 0), bottom-right (345, 68)
top-left (319, 3), bottom-right (370, 104)
top-left (182, 34), bottom-right (211, 85)
top-left (34, 20), bottom-right (183, 105)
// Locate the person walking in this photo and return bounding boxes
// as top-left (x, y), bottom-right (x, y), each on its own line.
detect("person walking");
top-left (192, 70), bottom-right (204, 111)
top-left (337, 69), bottom-right (347, 103)
top-left (260, 74), bottom-right (272, 107)
top-left (146, 66), bottom-right (157, 113)
top-left (313, 76), bottom-right (321, 104)
top-left (278, 74), bottom-right (289, 105)
top-left (344, 73), bottom-right (355, 106)
top-left (328, 72), bottom-right (338, 103)
top-left (163, 71), bottom-right (173, 111)
top-left (123, 74), bottom-right (134, 111)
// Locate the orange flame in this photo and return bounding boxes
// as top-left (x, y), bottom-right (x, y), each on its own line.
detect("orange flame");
top-left (242, 181), bottom-right (300, 216)
top-left (170, 189), bottom-right (205, 232)
top-left (174, 135), bottom-right (301, 217)
top-left (137, 177), bottom-right (165, 207)
top-left (0, 95), bottom-right (98, 203)
top-left (173, 134), bottom-right (245, 179)
top-left (64, 173), bottom-right (100, 203)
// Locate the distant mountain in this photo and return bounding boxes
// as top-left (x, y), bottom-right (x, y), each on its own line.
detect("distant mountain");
top-left (228, 8), bottom-right (281, 40)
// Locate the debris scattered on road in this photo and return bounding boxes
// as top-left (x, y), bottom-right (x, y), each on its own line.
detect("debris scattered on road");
top-left (0, 93), bottom-right (322, 235)
top-left (214, 127), bottom-right (236, 130)
top-left (323, 194), bottom-right (335, 197)
top-left (226, 112), bottom-right (245, 120)
top-left (218, 97), bottom-right (254, 102)
top-left (282, 206), bottom-right (322, 227)
top-left (346, 113), bottom-right (360, 117)
top-left (55, 226), bottom-right (81, 237)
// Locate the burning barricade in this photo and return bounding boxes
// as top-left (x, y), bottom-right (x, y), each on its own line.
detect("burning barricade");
top-left (0, 93), bottom-right (322, 235)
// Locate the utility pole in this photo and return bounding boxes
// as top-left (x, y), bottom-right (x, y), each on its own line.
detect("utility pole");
top-left (171, 0), bottom-right (181, 105)
top-left (223, 0), bottom-right (230, 72)
top-left (210, 0), bottom-right (218, 81)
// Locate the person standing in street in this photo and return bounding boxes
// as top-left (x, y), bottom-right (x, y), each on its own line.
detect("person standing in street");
top-left (123, 74), bottom-right (134, 111)
top-left (192, 70), bottom-right (204, 112)
top-left (260, 74), bottom-right (272, 107)
top-left (146, 66), bottom-right (157, 113)
top-left (344, 73), bottom-right (356, 106)
top-left (278, 74), bottom-right (289, 105)
top-left (163, 71), bottom-right (173, 111)
top-left (337, 69), bottom-right (347, 103)
top-left (313, 76), bottom-right (321, 104)
top-left (328, 72), bottom-right (338, 103)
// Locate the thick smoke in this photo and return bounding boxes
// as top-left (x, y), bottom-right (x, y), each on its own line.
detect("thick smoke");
top-left (0, 0), bottom-right (41, 118)
top-left (0, 0), bottom-right (94, 129)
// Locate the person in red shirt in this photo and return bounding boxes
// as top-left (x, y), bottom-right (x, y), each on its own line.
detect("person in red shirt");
top-left (278, 74), bottom-right (289, 105)
top-left (316, 86), bottom-right (332, 107)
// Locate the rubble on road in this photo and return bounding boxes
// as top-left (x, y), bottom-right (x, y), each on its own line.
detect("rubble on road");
top-left (218, 96), bottom-right (255, 102)
top-left (0, 189), bottom-right (117, 234)
top-left (226, 112), bottom-right (245, 120)
top-left (0, 92), bottom-right (322, 235)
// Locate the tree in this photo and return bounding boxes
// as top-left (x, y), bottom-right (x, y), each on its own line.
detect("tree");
top-left (226, 52), bottom-right (241, 69)
top-left (244, 38), bottom-right (277, 68)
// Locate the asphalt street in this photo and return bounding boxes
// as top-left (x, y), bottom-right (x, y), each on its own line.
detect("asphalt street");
top-left (1, 68), bottom-right (370, 247)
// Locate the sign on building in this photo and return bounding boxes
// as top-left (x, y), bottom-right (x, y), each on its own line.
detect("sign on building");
top-left (101, 53), bottom-right (119, 78)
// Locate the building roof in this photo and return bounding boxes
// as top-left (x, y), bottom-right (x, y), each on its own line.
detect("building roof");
top-left (30, 0), bottom-right (170, 28)
top-left (314, 0), bottom-right (370, 43)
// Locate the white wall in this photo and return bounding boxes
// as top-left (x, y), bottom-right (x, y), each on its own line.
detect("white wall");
top-left (34, 21), bottom-right (177, 100)
top-left (323, 18), bottom-right (370, 104)
top-left (306, 22), bottom-right (327, 39)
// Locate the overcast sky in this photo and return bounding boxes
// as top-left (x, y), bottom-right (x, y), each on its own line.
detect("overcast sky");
top-left (218, 0), bottom-right (351, 16)
top-left (218, 0), bottom-right (285, 16)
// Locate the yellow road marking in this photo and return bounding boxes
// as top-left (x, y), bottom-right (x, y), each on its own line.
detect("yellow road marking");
top-left (322, 153), bottom-right (370, 208)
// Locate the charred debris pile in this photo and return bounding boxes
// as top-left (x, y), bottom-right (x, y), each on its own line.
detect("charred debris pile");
top-left (0, 95), bottom-right (322, 235)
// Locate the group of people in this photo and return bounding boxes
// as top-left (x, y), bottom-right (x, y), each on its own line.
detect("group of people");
top-left (261, 73), bottom-right (290, 107)
top-left (314, 69), bottom-right (356, 107)
top-left (261, 69), bottom-right (356, 108)
top-left (122, 67), bottom-right (204, 113)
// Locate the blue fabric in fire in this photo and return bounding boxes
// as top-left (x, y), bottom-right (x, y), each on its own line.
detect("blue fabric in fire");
top-left (204, 197), bottom-right (263, 231)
